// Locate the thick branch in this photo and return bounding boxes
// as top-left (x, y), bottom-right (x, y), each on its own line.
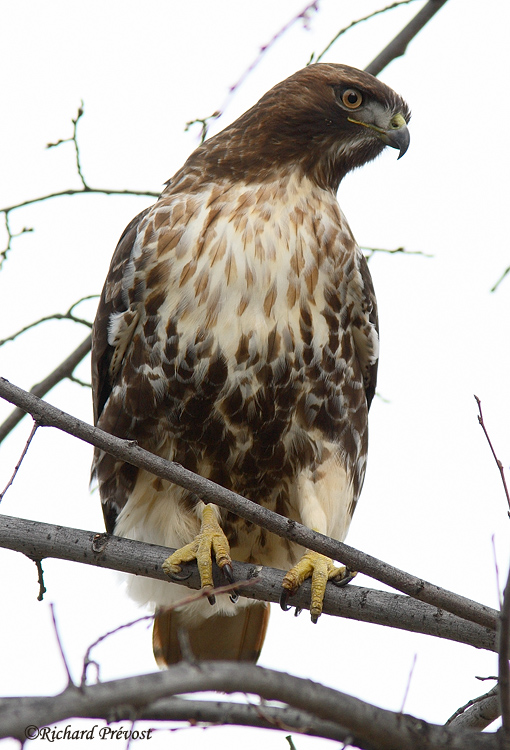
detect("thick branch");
top-left (500, 567), bottom-right (510, 730)
top-left (0, 335), bottom-right (91, 443)
top-left (0, 514), bottom-right (496, 652)
top-left (1, 662), bottom-right (504, 749)
top-left (0, 377), bottom-right (498, 633)
top-left (365, 0), bottom-right (449, 77)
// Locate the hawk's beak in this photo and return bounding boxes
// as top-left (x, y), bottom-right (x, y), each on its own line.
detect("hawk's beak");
top-left (379, 114), bottom-right (410, 160)
top-left (348, 112), bottom-right (410, 159)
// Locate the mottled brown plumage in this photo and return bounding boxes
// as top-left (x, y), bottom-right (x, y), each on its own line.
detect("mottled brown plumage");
top-left (92, 63), bottom-right (410, 664)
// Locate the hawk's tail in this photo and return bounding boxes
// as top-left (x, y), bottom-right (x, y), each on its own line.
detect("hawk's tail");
top-left (153, 602), bottom-right (270, 666)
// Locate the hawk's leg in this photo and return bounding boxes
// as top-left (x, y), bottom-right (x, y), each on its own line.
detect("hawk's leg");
top-left (281, 550), bottom-right (356, 623)
top-left (162, 505), bottom-right (234, 605)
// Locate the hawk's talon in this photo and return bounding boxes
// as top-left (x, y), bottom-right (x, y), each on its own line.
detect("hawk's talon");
top-left (294, 607), bottom-right (302, 617)
top-left (165, 567), bottom-right (192, 582)
top-left (331, 569), bottom-right (357, 588)
top-left (207, 591), bottom-right (216, 605)
top-left (222, 562), bottom-right (235, 584)
top-left (280, 589), bottom-right (293, 612)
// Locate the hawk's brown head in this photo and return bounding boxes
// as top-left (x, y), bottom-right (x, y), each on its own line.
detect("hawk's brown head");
top-left (188, 63), bottom-right (410, 192)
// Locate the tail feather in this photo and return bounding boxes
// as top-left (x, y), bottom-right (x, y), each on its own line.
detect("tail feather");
top-left (153, 603), bottom-right (270, 666)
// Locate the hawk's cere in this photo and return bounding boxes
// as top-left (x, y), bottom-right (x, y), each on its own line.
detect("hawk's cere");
top-left (91, 63), bottom-right (410, 665)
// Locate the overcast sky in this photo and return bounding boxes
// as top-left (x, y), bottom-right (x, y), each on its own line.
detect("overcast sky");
top-left (1, 2), bottom-right (509, 748)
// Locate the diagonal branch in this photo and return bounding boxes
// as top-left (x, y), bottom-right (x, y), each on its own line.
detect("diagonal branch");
top-left (0, 335), bottom-right (91, 443)
top-left (0, 377), bottom-right (499, 632)
top-left (365, 0), bottom-right (450, 76)
top-left (0, 514), bottom-right (496, 652)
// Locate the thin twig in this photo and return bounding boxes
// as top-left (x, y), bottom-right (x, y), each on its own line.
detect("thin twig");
top-left (185, 1), bottom-right (320, 141)
top-left (47, 102), bottom-right (90, 189)
top-left (314, 0), bottom-right (419, 63)
top-left (0, 421), bottom-right (38, 501)
top-left (474, 395), bottom-right (510, 514)
top-left (446, 685), bottom-right (500, 730)
top-left (0, 212), bottom-right (33, 268)
top-left (399, 653), bottom-right (417, 713)
top-left (50, 603), bottom-right (74, 688)
top-left (27, 556), bottom-right (47, 601)
top-left (80, 577), bottom-right (258, 686)
top-left (0, 312), bottom-right (92, 347)
top-left (362, 245), bottom-right (433, 260)
top-left (491, 265), bottom-right (510, 293)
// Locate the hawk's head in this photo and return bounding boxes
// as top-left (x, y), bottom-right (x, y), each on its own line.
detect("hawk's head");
top-left (194, 63), bottom-right (410, 191)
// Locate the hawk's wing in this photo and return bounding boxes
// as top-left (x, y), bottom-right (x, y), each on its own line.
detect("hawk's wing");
top-left (91, 207), bottom-right (150, 533)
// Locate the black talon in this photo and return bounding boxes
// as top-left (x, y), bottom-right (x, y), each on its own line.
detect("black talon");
top-left (166, 568), bottom-right (192, 581)
top-left (280, 589), bottom-right (293, 612)
top-left (331, 568), bottom-right (357, 588)
top-left (207, 591), bottom-right (216, 606)
top-left (294, 607), bottom-right (302, 617)
top-left (311, 612), bottom-right (319, 624)
top-left (221, 563), bottom-right (239, 603)
top-left (222, 563), bottom-right (235, 584)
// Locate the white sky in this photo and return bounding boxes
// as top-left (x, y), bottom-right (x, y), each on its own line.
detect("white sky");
top-left (1, 1), bottom-right (509, 748)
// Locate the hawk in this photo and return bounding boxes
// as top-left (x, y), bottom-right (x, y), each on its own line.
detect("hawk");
top-left (92, 63), bottom-right (410, 666)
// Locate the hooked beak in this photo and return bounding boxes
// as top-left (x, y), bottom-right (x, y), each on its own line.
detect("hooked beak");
top-left (348, 112), bottom-right (410, 159)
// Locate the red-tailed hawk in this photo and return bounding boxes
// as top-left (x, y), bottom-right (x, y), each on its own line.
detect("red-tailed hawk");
top-left (92, 63), bottom-right (410, 666)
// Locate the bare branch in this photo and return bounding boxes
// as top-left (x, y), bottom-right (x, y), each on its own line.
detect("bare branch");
top-left (446, 685), bottom-right (500, 731)
top-left (0, 378), bottom-right (500, 632)
top-left (0, 311), bottom-right (92, 348)
top-left (187, 2), bottom-right (320, 141)
top-left (50, 603), bottom-right (74, 688)
top-left (0, 514), bottom-right (496, 652)
top-left (0, 421), bottom-right (38, 501)
top-left (365, 0), bottom-right (450, 77)
top-left (362, 245), bottom-right (433, 260)
top-left (0, 661), bottom-right (503, 748)
top-left (499, 567), bottom-right (510, 731)
top-left (314, 0), bottom-right (419, 64)
top-left (474, 395), bottom-right (510, 514)
top-left (0, 212), bottom-right (33, 268)
top-left (0, 187), bottom-right (159, 217)
top-left (491, 265), bottom-right (510, 293)
top-left (47, 102), bottom-right (90, 189)
top-left (0, 335), bottom-right (91, 443)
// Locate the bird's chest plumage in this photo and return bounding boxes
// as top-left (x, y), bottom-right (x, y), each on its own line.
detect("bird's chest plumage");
top-left (108, 175), bottom-right (373, 507)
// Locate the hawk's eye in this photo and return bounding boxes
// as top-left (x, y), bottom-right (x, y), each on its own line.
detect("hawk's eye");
top-left (341, 89), bottom-right (363, 109)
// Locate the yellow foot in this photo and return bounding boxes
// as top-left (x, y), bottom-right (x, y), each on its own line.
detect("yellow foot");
top-left (162, 505), bottom-right (234, 604)
top-left (281, 550), bottom-right (356, 623)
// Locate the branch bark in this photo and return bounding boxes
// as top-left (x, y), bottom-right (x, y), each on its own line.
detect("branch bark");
top-left (1, 661), bottom-right (506, 749)
top-left (0, 377), bottom-right (499, 633)
top-left (0, 514), bottom-right (496, 652)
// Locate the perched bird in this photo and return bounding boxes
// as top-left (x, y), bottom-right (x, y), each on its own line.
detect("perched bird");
top-left (91, 63), bottom-right (410, 666)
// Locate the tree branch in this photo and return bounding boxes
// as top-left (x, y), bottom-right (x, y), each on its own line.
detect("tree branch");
top-left (499, 566), bottom-right (510, 731)
top-left (446, 685), bottom-right (500, 731)
top-left (0, 378), bottom-right (499, 632)
top-left (0, 514), bottom-right (496, 652)
top-left (0, 335), bottom-right (91, 443)
top-left (365, 0), bottom-right (450, 76)
top-left (1, 661), bottom-right (504, 749)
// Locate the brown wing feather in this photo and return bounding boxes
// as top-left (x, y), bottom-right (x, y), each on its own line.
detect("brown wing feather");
top-left (91, 207), bottom-right (151, 533)
top-left (92, 207), bottom-right (151, 424)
